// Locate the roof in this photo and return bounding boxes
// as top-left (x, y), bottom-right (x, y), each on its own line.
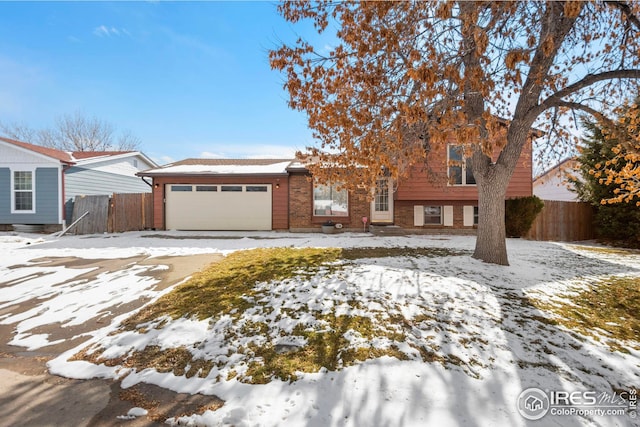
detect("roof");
top-left (533, 157), bottom-right (578, 182)
top-left (138, 158), bottom-right (295, 177)
top-left (0, 136), bottom-right (74, 164)
top-left (71, 151), bottom-right (133, 160)
top-left (71, 150), bottom-right (159, 169)
top-left (0, 136), bottom-right (158, 168)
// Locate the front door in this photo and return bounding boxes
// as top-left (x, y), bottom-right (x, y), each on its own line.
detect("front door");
top-left (370, 178), bottom-right (393, 223)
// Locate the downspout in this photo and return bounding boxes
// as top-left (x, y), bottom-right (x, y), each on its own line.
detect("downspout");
top-left (140, 176), bottom-right (153, 187)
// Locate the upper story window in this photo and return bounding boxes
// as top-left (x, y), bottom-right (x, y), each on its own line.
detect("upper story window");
top-left (12, 170), bottom-right (35, 212)
top-left (448, 145), bottom-right (476, 186)
top-left (313, 183), bottom-right (348, 216)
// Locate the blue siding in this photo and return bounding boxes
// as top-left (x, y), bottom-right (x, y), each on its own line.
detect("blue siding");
top-left (0, 167), bottom-right (60, 225)
top-left (0, 168), bottom-right (10, 220)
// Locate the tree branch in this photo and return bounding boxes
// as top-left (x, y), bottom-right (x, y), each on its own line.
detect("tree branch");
top-left (532, 69), bottom-right (640, 121)
top-left (546, 100), bottom-right (614, 125)
top-left (604, 1), bottom-right (640, 30)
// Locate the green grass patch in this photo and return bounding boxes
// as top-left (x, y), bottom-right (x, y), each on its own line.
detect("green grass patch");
top-left (75, 245), bottom-right (486, 385)
top-left (122, 247), bottom-right (341, 327)
top-left (568, 245), bottom-right (639, 256)
top-left (341, 246), bottom-right (468, 259)
top-left (244, 314), bottom-right (408, 383)
top-left (529, 276), bottom-right (640, 352)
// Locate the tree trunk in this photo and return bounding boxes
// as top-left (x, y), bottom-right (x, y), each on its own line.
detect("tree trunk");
top-left (473, 171), bottom-right (510, 266)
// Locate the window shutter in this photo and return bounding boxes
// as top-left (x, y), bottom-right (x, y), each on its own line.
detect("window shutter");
top-left (443, 205), bottom-right (454, 226)
top-left (413, 205), bottom-right (424, 226)
top-left (463, 206), bottom-right (474, 226)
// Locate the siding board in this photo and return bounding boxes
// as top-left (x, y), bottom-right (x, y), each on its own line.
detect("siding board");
top-left (396, 139), bottom-right (532, 201)
top-left (65, 167), bottom-right (152, 221)
top-left (0, 167), bottom-right (60, 225)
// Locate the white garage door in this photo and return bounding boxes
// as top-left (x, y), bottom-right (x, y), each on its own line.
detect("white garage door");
top-left (165, 184), bottom-right (272, 230)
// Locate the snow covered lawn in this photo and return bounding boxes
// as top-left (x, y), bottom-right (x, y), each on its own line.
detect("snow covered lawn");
top-left (1, 231), bottom-right (638, 427)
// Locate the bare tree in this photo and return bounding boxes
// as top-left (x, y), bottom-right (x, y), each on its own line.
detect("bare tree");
top-left (0, 111), bottom-right (141, 152)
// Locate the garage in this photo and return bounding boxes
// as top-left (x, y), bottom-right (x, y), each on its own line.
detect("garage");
top-left (165, 183), bottom-right (272, 230)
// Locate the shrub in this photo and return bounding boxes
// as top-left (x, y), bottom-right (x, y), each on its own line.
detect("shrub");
top-left (505, 196), bottom-right (544, 237)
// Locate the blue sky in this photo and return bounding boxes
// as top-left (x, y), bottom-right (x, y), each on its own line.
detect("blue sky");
top-left (0, 1), bottom-right (323, 164)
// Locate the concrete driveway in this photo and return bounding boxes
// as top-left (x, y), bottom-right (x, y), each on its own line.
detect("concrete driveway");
top-left (0, 249), bottom-right (223, 426)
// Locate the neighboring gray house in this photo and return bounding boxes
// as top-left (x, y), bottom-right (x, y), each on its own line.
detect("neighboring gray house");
top-left (533, 158), bottom-right (580, 202)
top-left (63, 150), bottom-right (157, 221)
top-left (0, 136), bottom-right (157, 231)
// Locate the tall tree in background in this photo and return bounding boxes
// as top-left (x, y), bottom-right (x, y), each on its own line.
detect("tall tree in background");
top-left (270, 1), bottom-right (640, 265)
top-left (0, 111), bottom-right (141, 152)
top-left (572, 99), bottom-right (640, 247)
top-left (590, 99), bottom-right (640, 206)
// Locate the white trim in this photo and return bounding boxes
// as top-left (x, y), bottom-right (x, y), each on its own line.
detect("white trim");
top-left (10, 167), bottom-right (36, 214)
top-left (443, 205), bottom-right (454, 226)
top-left (58, 164), bottom-right (65, 225)
top-left (423, 206), bottom-right (443, 225)
top-left (313, 181), bottom-right (349, 217)
top-left (371, 177), bottom-right (394, 223)
top-left (413, 205), bottom-right (424, 226)
top-left (0, 139), bottom-right (65, 165)
top-left (73, 151), bottom-right (158, 168)
top-left (447, 144), bottom-right (476, 187)
top-left (463, 205), bottom-right (475, 227)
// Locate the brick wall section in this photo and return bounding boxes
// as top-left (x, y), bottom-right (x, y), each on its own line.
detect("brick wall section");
top-left (150, 175), bottom-right (289, 230)
top-left (395, 200), bottom-right (478, 230)
top-left (288, 171), bottom-right (370, 232)
top-left (288, 173), bottom-right (312, 229)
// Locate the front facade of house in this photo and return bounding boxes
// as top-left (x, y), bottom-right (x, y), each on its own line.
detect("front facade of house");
top-left (140, 139), bottom-right (533, 232)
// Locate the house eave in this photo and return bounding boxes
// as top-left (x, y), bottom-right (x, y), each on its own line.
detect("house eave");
top-left (136, 172), bottom-right (290, 178)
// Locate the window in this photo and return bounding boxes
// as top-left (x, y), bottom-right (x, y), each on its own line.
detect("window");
top-left (424, 206), bottom-right (442, 225)
top-left (13, 171), bottom-right (34, 212)
top-left (474, 206), bottom-right (479, 225)
top-left (171, 185), bottom-right (192, 192)
top-left (221, 185), bottom-right (242, 192)
top-left (196, 185), bottom-right (217, 192)
top-left (313, 183), bottom-right (348, 216)
top-left (246, 186), bottom-right (268, 192)
top-left (448, 145), bottom-right (476, 185)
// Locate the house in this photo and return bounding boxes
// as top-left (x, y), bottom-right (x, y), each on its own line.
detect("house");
top-left (138, 137), bottom-right (533, 232)
top-left (63, 150), bottom-right (157, 221)
top-left (533, 158), bottom-right (580, 201)
top-left (0, 136), bottom-right (157, 231)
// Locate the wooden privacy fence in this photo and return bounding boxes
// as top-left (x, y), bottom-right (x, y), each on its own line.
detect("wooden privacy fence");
top-left (69, 193), bottom-right (153, 235)
top-left (526, 200), bottom-right (595, 242)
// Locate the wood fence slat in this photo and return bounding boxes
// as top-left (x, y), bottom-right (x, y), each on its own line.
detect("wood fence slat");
top-left (527, 200), bottom-right (594, 241)
top-left (70, 193), bottom-right (153, 235)
top-left (71, 195), bottom-right (110, 235)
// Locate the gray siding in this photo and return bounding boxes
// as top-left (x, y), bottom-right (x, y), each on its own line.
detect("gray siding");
top-left (0, 167), bottom-right (61, 225)
top-left (65, 167), bottom-right (152, 220)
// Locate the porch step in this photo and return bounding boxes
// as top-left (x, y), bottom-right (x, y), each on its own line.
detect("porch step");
top-left (369, 224), bottom-right (407, 236)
